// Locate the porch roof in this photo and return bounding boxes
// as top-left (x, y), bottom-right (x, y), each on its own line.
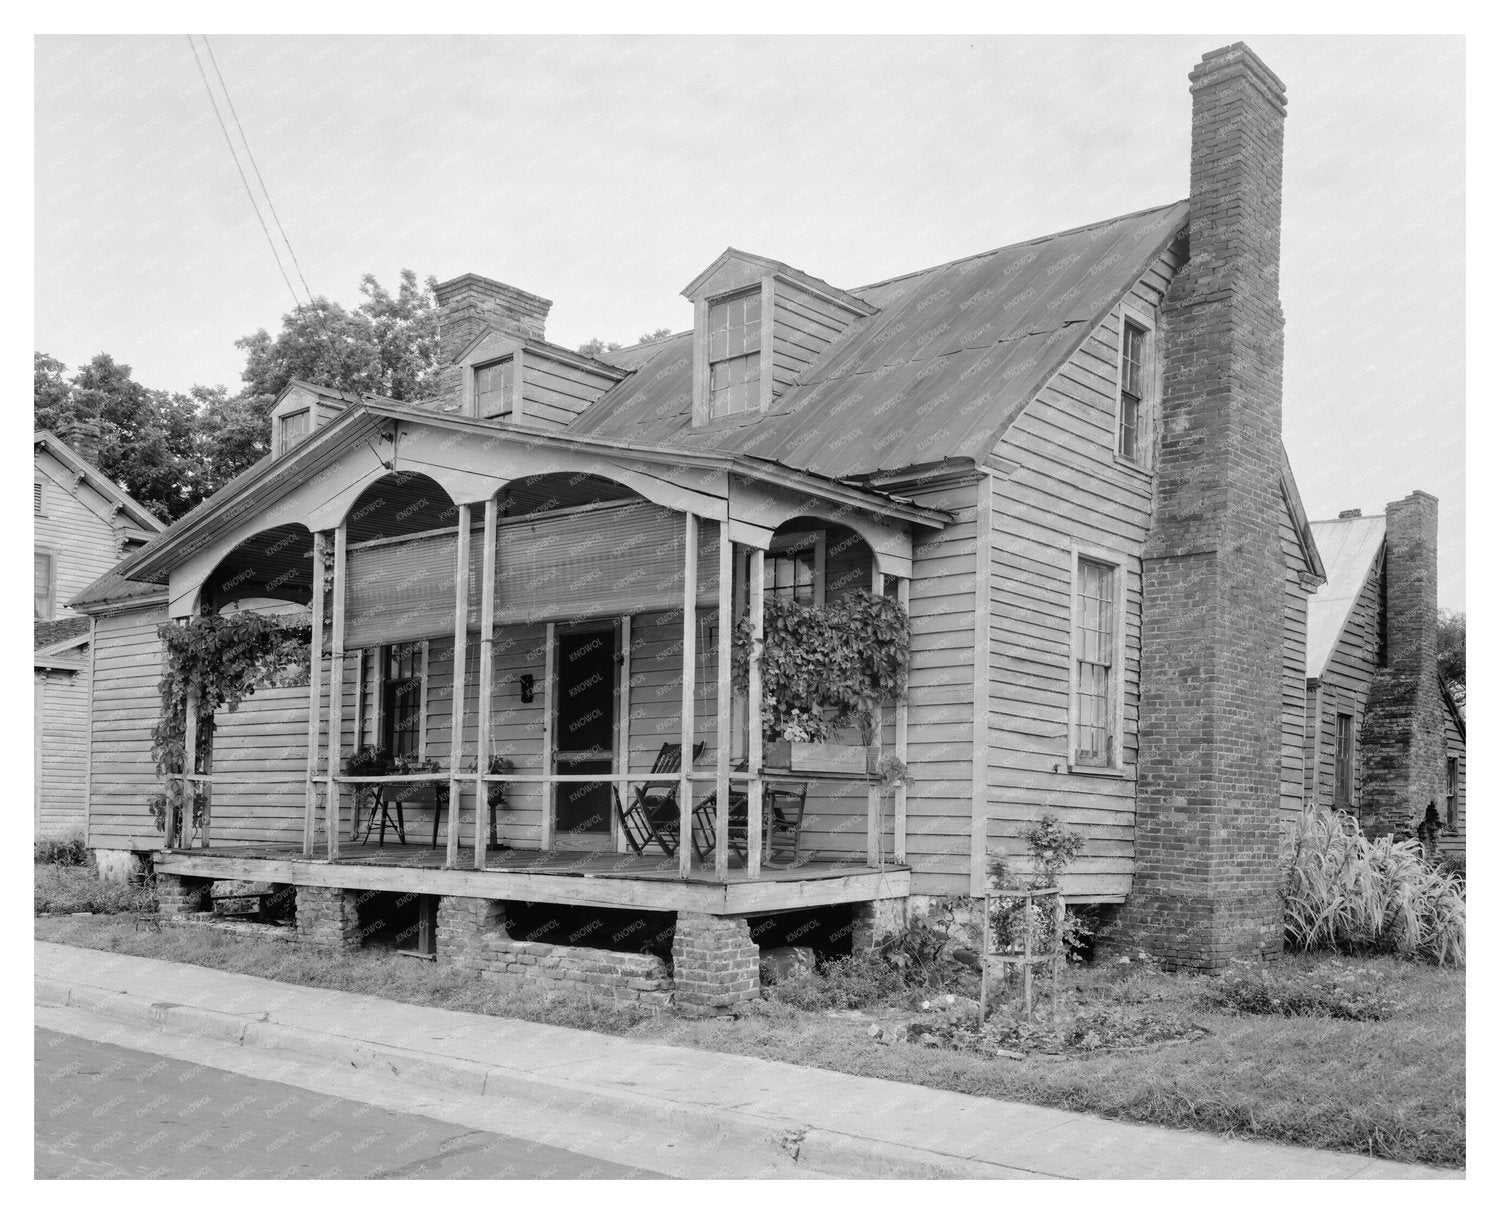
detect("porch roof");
top-left (93, 400), bottom-right (951, 592)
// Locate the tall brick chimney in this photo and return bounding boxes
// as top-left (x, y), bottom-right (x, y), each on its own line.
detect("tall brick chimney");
top-left (433, 273), bottom-right (551, 361)
top-left (1117, 44), bottom-right (1289, 971)
top-left (1359, 491), bottom-right (1445, 839)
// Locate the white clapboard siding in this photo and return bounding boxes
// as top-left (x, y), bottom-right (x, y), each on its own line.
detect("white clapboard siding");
top-left (1306, 553), bottom-right (1382, 810)
top-left (34, 452), bottom-right (129, 615)
top-left (86, 603), bottom-right (169, 851)
top-left (36, 665), bottom-right (89, 837)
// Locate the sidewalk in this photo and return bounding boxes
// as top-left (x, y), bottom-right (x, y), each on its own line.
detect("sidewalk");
top-left (35, 941), bottom-right (1457, 1180)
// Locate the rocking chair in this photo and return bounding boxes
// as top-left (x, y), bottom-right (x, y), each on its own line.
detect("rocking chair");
top-left (614, 741), bottom-right (704, 857)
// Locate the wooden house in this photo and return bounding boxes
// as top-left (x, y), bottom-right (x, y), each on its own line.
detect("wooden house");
top-left (34, 429), bottom-right (164, 840)
top-left (1304, 497), bottom-right (1465, 853)
top-left (76, 44), bottom-right (1379, 990)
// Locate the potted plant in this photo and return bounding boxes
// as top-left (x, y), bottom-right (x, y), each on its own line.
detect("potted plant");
top-left (732, 588), bottom-right (910, 775)
top-left (486, 754), bottom-right (513, 811)
top-left (343, 744), bottom-right (389, 777)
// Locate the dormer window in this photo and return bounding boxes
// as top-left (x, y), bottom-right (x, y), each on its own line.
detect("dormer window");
top-left (475, 356), bottom-right (516, 419)
top-left (707, 289), bottom-right (763, 418)
top-left (278, 409), bottom-right (310, 451)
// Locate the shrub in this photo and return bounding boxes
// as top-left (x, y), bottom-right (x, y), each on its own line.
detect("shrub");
top-left (34, 835), bottom-right (89, 866)
top-left (763, 954), bottom-right (907, 1012)
top-left (1203, 960), bottom-right (1396, 1021)
top-left (1280, 804), bottom-right (1465, 966)
top-left (1435, 851), bottom-right (1466, 888)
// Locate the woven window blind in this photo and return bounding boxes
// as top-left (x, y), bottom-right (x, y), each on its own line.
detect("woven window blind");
top-left (495, 502), bottom-right (720, 625)
top-left (344, 530), bottom-right (483, 648)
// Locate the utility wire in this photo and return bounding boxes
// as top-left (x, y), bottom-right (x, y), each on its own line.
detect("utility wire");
top-left (201, 35), bottom-right (318, 307)
top-left (188, 34), bottom-right (303, 313)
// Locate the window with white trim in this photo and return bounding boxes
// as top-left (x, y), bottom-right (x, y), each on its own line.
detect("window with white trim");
top-left (475, 356), bottom-right (516, 419)
top-left (278, 409), bottom-right (310, 453)
top-left (1445, 756), bottom-right (1458, 831)
top-left (1334, 713), bottom-right (1354, 806)
top-left (765, 530), bottom-right (825, 606)
top-left (1117, 318), bottom-right (1148, 461)
top-left (35, 551), bottom-right (56, 620)
top-left (1072, 556), bottom-right (1119, 767)
top-left (707, 289), bottom-right (762, 418)
top-left (381, 643), bottom-right (425, 760)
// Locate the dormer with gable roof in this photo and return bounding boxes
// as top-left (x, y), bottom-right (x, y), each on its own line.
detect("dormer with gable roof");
top-left (680, 249), bottom-right (876, 426)
top-left (270, 380), bottom-right (360, 457)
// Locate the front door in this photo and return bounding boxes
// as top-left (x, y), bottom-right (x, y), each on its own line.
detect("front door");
top-left (553, 626), bottom-right (615, 845)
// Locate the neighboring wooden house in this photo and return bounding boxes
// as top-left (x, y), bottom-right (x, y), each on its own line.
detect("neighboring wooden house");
top-left (34, 429), bottom-right (164, 837)
top-left (1305, 498), bottom-right (1465, 852)
top-left (77, 44), bottom-right (1358, 991)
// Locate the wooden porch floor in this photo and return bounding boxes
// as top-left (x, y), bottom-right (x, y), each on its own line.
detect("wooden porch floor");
top-left (155, 842), bottom-right (911, 914)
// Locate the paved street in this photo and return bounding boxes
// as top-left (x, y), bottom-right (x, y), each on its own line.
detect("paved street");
top-left (35, 1028), bottom-right (658, 1180)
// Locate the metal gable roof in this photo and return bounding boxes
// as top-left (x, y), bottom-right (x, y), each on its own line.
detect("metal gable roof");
top-left (1305, 514), bottom-right (1387, 679)
top-left (566, 200), bottom-right (1190, 479)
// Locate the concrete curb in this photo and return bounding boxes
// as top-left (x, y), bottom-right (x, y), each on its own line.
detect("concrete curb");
top-left (36, 976), bottom-right (1011, 1179)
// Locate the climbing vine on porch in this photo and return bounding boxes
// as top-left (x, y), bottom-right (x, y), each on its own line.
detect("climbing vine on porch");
top-left (731, 589), bottom-right (911, 743)
top-left (148, 612), bottom-right (313, 835)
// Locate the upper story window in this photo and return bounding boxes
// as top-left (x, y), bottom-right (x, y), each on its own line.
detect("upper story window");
top-left (1334, 712), bottom-right (1355, 805)
top-left (278, 409), bottom-right (310, 452)
top-left (1117, 318), bottom-right (1148, 461)
top-left (35, 550), bottom-right (56, 620)
top-left (707, 289), bottom-right (762, 418)
top-left (1072, 557), bottom-right (1119, 768)
top-left (475, 356), bottom-right (516, 419)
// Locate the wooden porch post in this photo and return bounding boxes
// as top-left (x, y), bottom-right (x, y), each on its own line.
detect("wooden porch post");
top-left (178, 682), bottom-right (197, 850)
top-left (474, 498), bottom-right (497, 871)
top-left (894, 575), bottom-right (910, 865)
top-left (199, 712), bottom-right (214, 849)
top-left (617, 613), bottom-right (632, 853)
top-left (448, 502), bottom-right (472, 868)
top-left (303, 535), bottom-right (324, 856)
top-left (746, 547), bottom-right (765, 880)
top-left (324, 521), bottom-right (347, 861)
top-left (714, 528), bottom-right (732, 881)
top-left (679, 512), bottom-right (698, 879)
top-left (867, 565), bottom-right (884, 867)
top-left (540, 621), bottom-right (555, 852)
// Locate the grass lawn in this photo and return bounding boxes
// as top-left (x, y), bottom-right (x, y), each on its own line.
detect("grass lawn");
top-left (34, 913), bottom-right (1464, 1170)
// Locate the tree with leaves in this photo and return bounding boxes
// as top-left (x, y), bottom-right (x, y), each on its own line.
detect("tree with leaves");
top-left (577, 327), bottom-right (676, 360)
top-left (1437, 609), bottom-right (1465, 712)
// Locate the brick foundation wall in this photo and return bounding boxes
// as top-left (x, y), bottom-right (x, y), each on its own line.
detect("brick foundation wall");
top-left (672, 911), bottom-right (759, 1017)
top-left (1360, 492), bottom-right (1446, 840)
top-left (155, 873), bottom-right (212, 918)
top-left (1119, 44), bottom-right (1290, 971)
top-left (849, 897), bottom-right (910, 955)
top-left (436, 896), bottom-right (674, 1008)
top-left (294, 885), bottom-right (363, 952)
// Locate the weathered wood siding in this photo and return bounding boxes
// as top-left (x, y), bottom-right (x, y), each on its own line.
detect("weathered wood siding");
top-left (521, 352), bottom-right (619, 429)
top-left (1280, 503), bottom-right (1313, 818)
top-left (770, 282), bottom-right (861, 399)
top-left (901, 481), bottom-right (980, 895)
top-left (982, 247), bottom-right (1182, 903)
top-left (34, 451), bottom-right (125, 616)
top-left (36, 664), bottom-right (89, 837)
top-left (1439, 701), bottom-right (1466, 855)
top-left (1305, 551), bottom-right (1383, 810)
top-left (208, 683), bottom-right (310, 845)
top-left (86, 603), bottom-right (168, 851)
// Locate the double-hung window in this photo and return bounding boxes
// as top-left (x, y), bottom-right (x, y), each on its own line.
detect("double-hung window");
top-left (1072, 557), bottom-right (1119, 767)
top-left (1117, 318), bottom-right (1148, 461)
top-left (475, 356), bottom-right (516, 419)
top-left (707, 289), bottom-right (762, 418)
top-left (765, 530), bottom-right (824, 606)
top-left (381, 644), bottom-right (425, 760)
top-left (1445, 756), bottom-right (1459, 831)
top-left (34, 551), bottom-right (56, 620)
top-left (1334, 713), bottom-right (1354, 806)
top-left (278, 409), bottom-right (310, 453)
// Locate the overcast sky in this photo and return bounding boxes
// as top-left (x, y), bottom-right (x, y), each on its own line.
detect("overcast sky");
top-left (33, 33), bottom-right (1464, 606)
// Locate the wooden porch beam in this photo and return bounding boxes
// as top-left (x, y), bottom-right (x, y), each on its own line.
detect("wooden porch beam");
top-left (679, 512), bottom-right (698, 879)
top-left (474, 497), bottom-right (497, 870)
top-left (447, 502), bottom-right (472, 869)
top-left (325, 521), bottom-right (347, 862)
top-left (301, 528), bottom-right (325, 852)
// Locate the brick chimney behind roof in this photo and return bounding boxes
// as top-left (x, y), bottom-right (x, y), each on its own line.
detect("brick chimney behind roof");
top-left (65, 420), bottom-right (102, 468)
top-left (433, 273), bottom-right (552, 363)
top-left (1359, 491), bottom-right (1445, 839)
top-left (1117, 43), bottom-right (1290, 972)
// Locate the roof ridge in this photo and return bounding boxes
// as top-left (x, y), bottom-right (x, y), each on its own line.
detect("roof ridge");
top-left (853, 199), bottom-right (1189, 295)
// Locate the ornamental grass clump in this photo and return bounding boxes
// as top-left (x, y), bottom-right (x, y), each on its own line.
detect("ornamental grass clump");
top-left (1280, 804), bottom-right (1465, 966)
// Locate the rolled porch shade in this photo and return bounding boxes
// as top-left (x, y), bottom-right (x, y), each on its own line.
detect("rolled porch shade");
top-left (344, 529), bottom-right (483, 649)
top-left (342, 503), bottom-right (721, 646)
top-left (495, 501), bottom-right (720, 625)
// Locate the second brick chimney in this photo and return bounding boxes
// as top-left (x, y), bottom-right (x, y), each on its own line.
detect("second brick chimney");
top-left (434, 273), bottom-right (552, 361)
top-left (1360, 491), bottom-right (1446, 839)
top-left (1117, 43), bottom-right (1290, 971)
